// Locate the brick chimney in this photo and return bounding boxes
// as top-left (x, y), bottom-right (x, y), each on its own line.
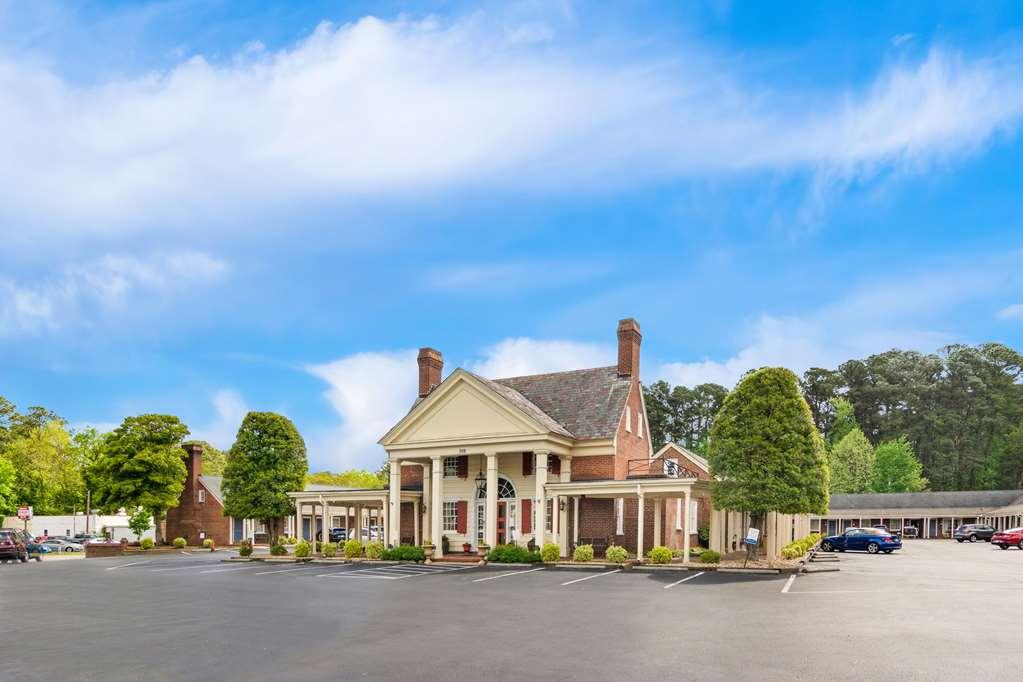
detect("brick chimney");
top-left (417, 347), bottom-right (443, 397)
top-left (182, 442), bottom-right (203, 494)
top-left (617, 318), bottom-right (642, 379)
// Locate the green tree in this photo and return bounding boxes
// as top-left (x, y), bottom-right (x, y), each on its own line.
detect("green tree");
top-left (827, 397), bottom-right (859, 449)
top-left (222, 412), bottom-right (307, 543)
top-left (183, 440), bottom-right (227, 476)
top-left (4, 421), bottom-right (85, 514)
top-left (707, 367), bottom-right (829, 557)
top-left (307, 469), bottom-right (386, 489)
top-left (800, 367), bottom-right (842, 435)
top-left (870, 437), bottom-right (927, 493)
top-left (128, 506), bottom-right (151, 543)
top-left (642, 380), bottom-right (728, 450)
top-left (0, 456), bottom-right (16, 515)
top-left (89, 415), bottom-right (190, 544)
top-left (829, 429), bottom-right (875, 494)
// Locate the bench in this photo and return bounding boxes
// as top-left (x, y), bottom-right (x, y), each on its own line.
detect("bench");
top-left (574, 537), bottom-right (610, 557)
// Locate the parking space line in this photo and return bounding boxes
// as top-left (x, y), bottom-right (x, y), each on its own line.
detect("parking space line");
top-left (318, 572), bottom-right (409, 580)
top-left (561, 569), bottom-right (620, 586)
top-left (664, 571), bottom-right (705, 590)
top-left (198, 565), bottom-right (264, 574)
top-left (473, 567), bottom-right (545, 582)
top-left (150, 564), bottom-right (221, 572)
top-left (252, 566), bottom-right (322, 576)
top-left (106, 560), bottom-right (152, 570)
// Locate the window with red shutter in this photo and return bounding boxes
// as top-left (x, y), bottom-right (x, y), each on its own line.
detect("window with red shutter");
top-left (457, 455), bottom-right (469, 479)
top-left (521, 499), bottom-right (532, 534)
top-left (522, 452), bottom-right (533, 476)
top-left (549, 455), bottom-right (561, 476)
top-left (456, 500), bottom-right (468, 534)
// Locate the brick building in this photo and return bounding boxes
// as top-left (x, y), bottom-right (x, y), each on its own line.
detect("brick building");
top-left (289, 318), bottom-right (714, 561)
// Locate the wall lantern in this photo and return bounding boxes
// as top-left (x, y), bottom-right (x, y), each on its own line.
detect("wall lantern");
top-left (474, 469), bottom-right (487, 498)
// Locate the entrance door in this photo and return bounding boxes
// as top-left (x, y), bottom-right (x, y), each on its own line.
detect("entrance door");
top-left (497, 502), bottom-right (508, 545)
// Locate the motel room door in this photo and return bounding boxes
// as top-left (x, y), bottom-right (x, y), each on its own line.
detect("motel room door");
top-left (497, 501), bottom-right (508, 545)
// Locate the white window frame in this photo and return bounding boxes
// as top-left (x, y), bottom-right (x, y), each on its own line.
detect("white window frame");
top-left (615, 498), bottom-right (624, 535)
top-left (625, 408), bottom-right (632, 433)
top-left (546, 498), bottom-right (554, 532)
top-left (198, 489), bottom-right (206, 503)
top-left (443, 456), bottom-right (458, 478)
top-left (676, 498), bottom-right (683, 531)
top-left (442, 501), bottom-right (458, 533)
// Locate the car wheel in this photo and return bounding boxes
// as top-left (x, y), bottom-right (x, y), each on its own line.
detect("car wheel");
top-left (65, 547), bottom-right (74, 552)
top-left (969, 535), bottom-right (977, 543)
top-left (957, 538), bottom-right (964, 543)
top-left (821, 541), bottom-right (833, 552)
top-left (999, 544), bottom-right (1009, 550)
top-left (883, 550), bottom-right (893, 554)
top-left (1018, 541), bottom-right (1023, 550)
top-left (867, 542), bottom-right (880, 554)
top-left (19, 553), bottom-right (28, 563)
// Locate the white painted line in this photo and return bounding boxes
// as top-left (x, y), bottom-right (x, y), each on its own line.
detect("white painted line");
top-left (150, 564), bottom-right (218, 572)
top-left (473, 567), bottom-right (545, 583)
top-left (318, 572), bottom-right (406, 580)
top-left (253, 566), bottom-right (322, 576)
top-left (180, 551), bottom-right (192, 556)
top-left (198, 565), bottom-right (264, 574)
top-left (106, 560), bottom-right (152, 570)
top-left (561, 569), bottom-right (620, 586)
top-left (664, 571), bottom-right (705, 590)
top-left (781, 574), bottom-right (796, 594)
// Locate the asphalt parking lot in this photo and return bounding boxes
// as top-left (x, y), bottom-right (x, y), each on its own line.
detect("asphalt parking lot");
top-left (0, 540), bottom-right (1019, 681)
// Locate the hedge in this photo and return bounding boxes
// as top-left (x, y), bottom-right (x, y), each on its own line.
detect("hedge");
top-left (573, 544), bottom-right (594, 562)
top-left (605, 545), bottom-right (628, 563)
top-left (172, 537), bottom-right (186, 549)
top-left (343, 539), bottom-right (363, 559)
top-left (364, 541), bottom-right (385, 560)
top-left (270, 543), bottom-right (288, 556)
top-left (381, 545), bottom-right (426, 561)
top-left (322, 542), bottom-right (338, 558)
top-left (294, 540), bottom-right (311, 558)
top-left (648, 546), bottom-right (672, 564)
top-left (239, 539), bottom-right (252, 557)
top-left (202, 538), bottom-right (213, 549)
top-left (486, 544), bottom-right (541, 563)
top-left (699, 549), bottom-right (720, 563)
top-left (540, 543), bottom-right (560, 563)
top-left (139, 538), bottom-right (154, 550)
top-left (780, 533), bottom-right (822, 560)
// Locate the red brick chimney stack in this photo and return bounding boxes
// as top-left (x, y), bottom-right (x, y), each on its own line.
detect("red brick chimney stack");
top-left (617, 318), bottom-right (642, 379)
top-left (182, 442), bottom-right (203, 493)
top-left (417, 347), bottom-right (443, 397)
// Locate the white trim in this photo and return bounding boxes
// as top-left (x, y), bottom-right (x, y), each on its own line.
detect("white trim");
top-left (615, 498), bottom-right (624, 535)
top-left (625, 408), bottom-right (632, 433)
top-left (676, 498), bottom-right (683, 531)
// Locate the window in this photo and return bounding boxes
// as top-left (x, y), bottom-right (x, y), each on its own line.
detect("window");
top-left (546, 498), bottom-right (553, 531)
top-left (615, 498), bottom-right (624, 535)
top-left (637, 412), bottom-right (643, 438)
top-left (443, 457), bottom-right (458, 477)
top-left (625, 408), bottom-right (632, 433)
top-left (197, 489), bottom-right (206, 503)
top-left (442, 502), bottom-right (457, 532)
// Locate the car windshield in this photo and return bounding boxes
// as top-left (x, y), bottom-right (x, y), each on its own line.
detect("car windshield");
top-left (864, 528), bottom-right (888, 535)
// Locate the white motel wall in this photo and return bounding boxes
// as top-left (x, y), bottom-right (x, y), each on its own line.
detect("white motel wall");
top-left (2, 513), bottom-right (155, 542)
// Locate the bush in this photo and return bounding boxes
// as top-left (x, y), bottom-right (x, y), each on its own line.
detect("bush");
top-left (322, 542), bottom-right (337, 558)
top-left (172, 537), bottom-right (186, 549)
top-left (139, 537), bottom-right (154, 550)
top-left (605, 545), bottom-right (628, 563)
top-left (382, 544), bottom-right (426, 561)
top-left (343, 539), bottom-right (363, 559)
top-left (238, 539), bottom-right (252, 557)
top-left (486, 543), bottom-right (541, 563)
top-left (270, 543), bottom-right (287, 556)
top-left (364, 541), bottom-right (385, 560)
top-left (699, 549), bottom-right (720, 564)
top-left (698, 520), bottom-right (710, 545)
top-left (780, 532), bottom-right (822, 560)
top-left (202, 538), bottom-right (213, 549)
top-left (648, 546), bottom-right (672, 564)
top-left (294, 540), bottom-right (311, 558)
top-left (572, 544), bottom-right (594, 562)
top-left (540, 542), bottom-right (560, 563)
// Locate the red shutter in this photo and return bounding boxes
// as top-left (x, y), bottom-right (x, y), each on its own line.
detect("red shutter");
top-left (550, 455), bottom-right (561, 476)
top-left (457, 455), bottom-right (469, 479)
top-left (523, 452), bottom-right (533, 477)
top-left (456, 500), bottom-right (468, 534)
top-left (521, 499), bottom-right (532, 534)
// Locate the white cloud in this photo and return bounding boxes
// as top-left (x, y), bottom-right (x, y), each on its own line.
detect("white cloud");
top-left (0, 14), bottom-right (1020, 234)
top-left (997, 303), bottom-right (1023, 320)
top-left (189, 389), bottom-right (249, 450)
top-left (425, 260), bottom-right (608, 294)
top-left (469, 338), bottom-right (611, 378)
top-left (891, 33), bottom-right (916, 47)
top-left (0, 251), bottom-right (228, 336)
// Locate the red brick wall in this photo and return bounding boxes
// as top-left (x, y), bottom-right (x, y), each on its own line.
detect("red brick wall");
top-left (662, 494), bottom-right (711, 551)
top-left (401, 465), bottom-right (423, 487)
top-left (571, 456), bottom-right (614, 481)
top-left (613, 382), bottom-right (651, 480)
top-left (620, 498), bottom-right (656, 555)
top-left (399, 501), bottom-right (417, 544)
top-left (165, 479), bottom-right (232, 547)
top-left (577, 498), bottom-right (614, 541)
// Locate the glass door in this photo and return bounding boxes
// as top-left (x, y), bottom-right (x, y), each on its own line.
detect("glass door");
top-left (476, 501), bottom-right (485, 548)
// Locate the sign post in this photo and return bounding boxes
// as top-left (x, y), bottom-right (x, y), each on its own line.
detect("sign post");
top-left (744, 526), bottom-right (760, 567)
top-left (17, 505), bottom-right (33, 534)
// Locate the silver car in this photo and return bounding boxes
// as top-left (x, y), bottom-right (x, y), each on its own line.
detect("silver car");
top-left (42, 538), bottom-right (84, 552)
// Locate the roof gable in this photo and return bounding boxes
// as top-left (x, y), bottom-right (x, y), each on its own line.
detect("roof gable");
top-left (198, 476), bottom-right (223, 505)
top-left (654, 443), bottom-right (710, 478)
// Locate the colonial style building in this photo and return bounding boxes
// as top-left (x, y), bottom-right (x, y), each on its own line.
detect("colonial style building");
top-left (290, 319), bottom-right (717, 560)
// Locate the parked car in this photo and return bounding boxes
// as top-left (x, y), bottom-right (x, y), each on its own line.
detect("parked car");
top-left (991, 527), bottom-right (1023, 550)
top-left (953, 524), bottom-right (995, 543)
top-left (0, 529), bottom-right (28, 563)
top-left (328, 528), bottom-right (347, 543)
top-left (820, 527), bottom-right (903, 554)
top-left (872, 525), bottom-right (901, 538)
top-left (901, 526), bottom-right (919, 538)
top-left (42, 538), bottom-right (85, 552)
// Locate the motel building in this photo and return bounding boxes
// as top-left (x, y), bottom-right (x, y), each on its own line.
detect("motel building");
top-left (289, 319), bottom-right (716, 561)
top-left (813, 490), bottom-right (1023, 539)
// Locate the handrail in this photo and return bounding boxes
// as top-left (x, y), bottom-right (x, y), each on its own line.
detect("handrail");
top-left (626, 456), bottom-right (700, 479)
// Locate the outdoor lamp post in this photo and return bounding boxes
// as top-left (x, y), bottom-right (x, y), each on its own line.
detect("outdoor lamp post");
top-left (474, 470), bottom-right (487, 498)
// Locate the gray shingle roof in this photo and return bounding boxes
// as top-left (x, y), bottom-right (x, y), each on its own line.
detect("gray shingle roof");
top-left (199, 475), bottom-right (223, 503)
top-left (492, 366), bottom-right (632, 440)
top-left (829, 490), bottom-right (1023, 511)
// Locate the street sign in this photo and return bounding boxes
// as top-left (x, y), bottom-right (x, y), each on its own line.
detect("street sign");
top-left (17, 506), bottom-right (32, 521)
top-left (745, 527), bottom-right (760, 546)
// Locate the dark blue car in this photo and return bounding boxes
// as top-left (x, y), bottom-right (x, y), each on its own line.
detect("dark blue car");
top-left (821, 527), bottom-right (902, 554)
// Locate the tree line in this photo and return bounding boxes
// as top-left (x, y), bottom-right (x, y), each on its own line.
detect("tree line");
top-left (646, 343), bottom-right (1023, 493)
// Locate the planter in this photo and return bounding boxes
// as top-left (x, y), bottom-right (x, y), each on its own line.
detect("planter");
top-left (462, 543), bottom-right (473, 555)
top-left (422, 544), bottom-right (435, 560)
top-left (477, 544), bottom-right (490, 558)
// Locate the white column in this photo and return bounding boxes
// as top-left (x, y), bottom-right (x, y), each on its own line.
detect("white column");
top-left (709, 507), bottom-right (722, 554)
top-left (535, 451), bottom-right (549, 547)
top-left (653, 498), bottom-right (662, 549)
top-left (431, 456), bottom-right (444, 558)
top-left (422, 462), bottom-right (432, 543)
top-left (413, 499), bottom-right (421, 545)
top-left (636, 492), bottom-right (645, 560)
top-left (558, 496), bottom-right (569, 557)
top-left (683, 489), bottom-right (692, 564)
top-left (295, 506), bottom-right (301, 542)
top-left (379, 500), bottom-right (387, 547)
top-left (485, 452), bottom-right (498, 548)
top-left (319, 496), bottom-right (327, 552)
top-left (561, 456), bottom-right (572, 483)
top-left (389, 459), bottom-right (401, 547)
top-left (573, 496), bottom-right (580, 545)
top-left (355, 504), bottom-right (362, 541)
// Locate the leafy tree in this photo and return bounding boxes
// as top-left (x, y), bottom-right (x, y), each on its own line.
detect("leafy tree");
top-left (829, 429), bottom-right (875, 494)
top-left (0, 456), bottom-right (16, 515)
top-left (128, 506), bottom-right (151, 543)
top-left (89, 415), bottom-right (190, 544)
top-left (183, 440), bottom-right (227, 476)
top-left (708, 367), bottom-right (829, 556)
top-left (826, 398), bottom-right (859, 450)
top-left (307, 469), bottom-right (385, 489)
top-left (799, 367), bottom-right (842, 435)
top-left (4, 421), bottom-right (85, 514)
top-left (643, 380), bottom-right (728, 450)
top-left (222, 412), bottom-right (307, 543)
top-left (870, 438), bottom-right (927, 493)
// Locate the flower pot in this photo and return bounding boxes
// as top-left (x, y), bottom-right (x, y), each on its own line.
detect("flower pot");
top-left (422, 544), bottom-right (435, 560)
top-left (477, 544), bottom-right (490, 558)
top-left (462, 543), bottom-right (472, 554)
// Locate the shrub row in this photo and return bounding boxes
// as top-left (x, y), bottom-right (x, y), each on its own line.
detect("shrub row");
top-left (381, 544), bottom-right (426, 561)
top-left (486, 543), bottom-right (541, 563)
top-left (343, 539), bottom-right (363, 558)
top-left (604, 545), bottom-right (628, 564)
top-left (699, 549), bottom-right (720, 563)
top-left (780, 533), bottom-right (822, 560)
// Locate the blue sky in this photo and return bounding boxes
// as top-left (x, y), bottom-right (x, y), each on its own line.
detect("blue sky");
top-left (1, 1), bottom-right (1021, 471)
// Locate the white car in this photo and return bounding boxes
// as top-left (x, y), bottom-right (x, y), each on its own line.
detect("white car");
top-left (42, 538), bottom-right (84, 552)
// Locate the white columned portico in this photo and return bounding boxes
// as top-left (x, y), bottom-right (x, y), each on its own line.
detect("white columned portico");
top-left (557, 457), bottom-right (571, 557)
top-left (422, 462), bottom-right (432, 543)
top-left (413, 499), bottom-right (421, 545)
top-left (485, 452), bottom-right (498, 548)
top-left (636, 490), bottom-right (646, 560)
top-left (535, 451), bottom-right (549, 547)
top-left (653, 498), bottom-right (662, 549)
top-left (431, 456), bottom-right (444, 558)
top-left (573, 496), bottom-right (580, 546)
top-left (683, 489), bottom-right (692, 564)
top-left (389, 459), bottom-right (401, 547)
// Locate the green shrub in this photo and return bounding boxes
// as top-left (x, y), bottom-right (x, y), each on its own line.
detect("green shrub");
top-left (322, 542), bottom-right (338, 558)
top-left (294, 540), bottom-right (311, 558)
top-left (172, 537), bottom-right (186, 549)
top-left (364, 541), bottom-right (385, 560)
top-left (540, 542), bottom-right (560, 563)
top-left (605, 545), bottom-right (628, 563)
top-left (139, 537), bottom-right (154, 550)
top-left (648, 545), bottom-right (672, 564)
top-left (382, 544), bottom-right (426, 561)
top-left (238, 539), bottom-right (252, 557)
top-left (572, 544), bottom-right (594, 562)
top-left (698, 520), bottom-right (710, 544)
top-left (486, 543), bottom-right (541, 563)
top-left (270, 543), bottom-right (287, 556)
top-left (202, 538), bottom-right (213, 549)
top-left (343, 539), bottom-right (363, 559)
top-left (699, 549), bottom-right (720, 564)
top-left (779, 532), bottom-right (823, 560)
